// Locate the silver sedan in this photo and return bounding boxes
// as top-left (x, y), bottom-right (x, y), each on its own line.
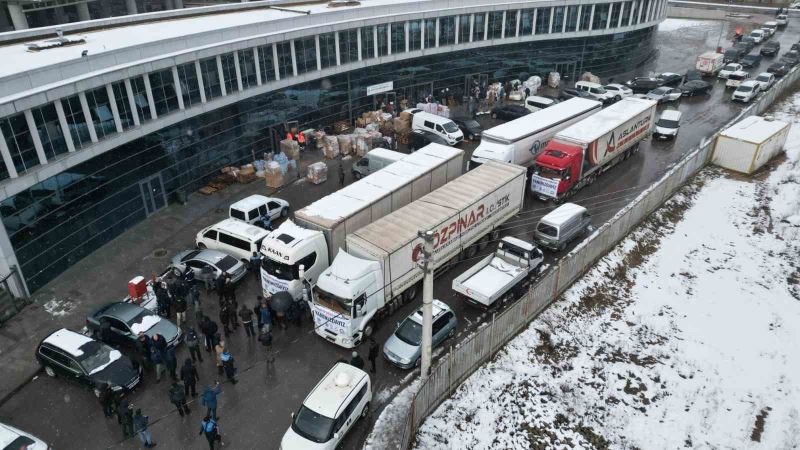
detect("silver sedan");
top-left (645, 87), bottom-right (682, 103)
top-left (170, 249), bottom-right (247, 284)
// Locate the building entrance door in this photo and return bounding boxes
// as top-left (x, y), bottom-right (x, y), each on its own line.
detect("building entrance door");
top-left (139, 174), bottom-right (167, 217)
top-left (554, 62), bottom-right (577, 82)
top-left (464, 74), bottom-right (489, 99)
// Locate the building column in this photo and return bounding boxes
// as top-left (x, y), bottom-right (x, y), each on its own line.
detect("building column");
top-left (7, 3), bottom-right (28, 30)
top-left (454, 16), bottom-right (459, 44)
top-left (0, 126), bottom-right (19, 178)
top-left (549, 7), bottom-right (555, 34)
top-left (607, 4), bottom-right (613, 29)
top-left (500, 11), bottom-right (506, 39)
top-left (126, 0), bottom-right (138, 15)
top-left (562, 6), bottom-right (567, 32)
top-left (435, 17), bottom-right (439, 47)
top-left (484, 13), bottom-right (489, 38)
top-left (171, 66), bottom-right (185, 109)
top-left (619, 3), bottom-right (625, 27)
top-left (387, 24), bottom-right (392, 55)
top-left (420, 21), bottom-right (425, 49)
top-left (78, 92), bottom-right (98, 143)
top-left (315, 35), bottom-right (322, 70)
top-left (76, 2), bottom-right (91, 21)
top-left (356, 29), bottom-right (362, 61)
top-left (233, 52), bottom-right (243, 92)
top-left (54, 100), bottom-right (76, 152)
top-left (404, 21), bottom-right (410, 51)
top-left (124, 79), bottom-right (141, 125)
top-left (629, 2), bottom-right (635, 26)
top-left (106, 84), bottom-right (124, 132)
top-left (532, 9), bottom-right (537, 35)
top-left (515, 9), bottom-right (521, 37)
top-left (575, 6), bottom-right (582, 31)
top-left (469, 14), bottom-right (474, 42)
top-left (142, 75), bottom-right (157, 120)
top-left (23, 110), bottom-right (47, 165)
top-left (194, 61), bottom-right (207, 103)
top-left (272, 44), bottom-right (281, 80)
top-left (373, 27), bottom-right (378, 57)
top-left (253, 48), bottom-right (262, 85)
top-left (335, 31), bottom-right (342, 66)
top-left (173, 0), bottom-right (183, 8)
top-left (589, 5), bottom-right (595, 30)
top-left (216, 55), bottom-right (227, 96)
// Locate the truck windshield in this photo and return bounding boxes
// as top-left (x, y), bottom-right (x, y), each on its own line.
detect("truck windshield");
top-left (729, 74), bottom-right (745, 81)
top-left (291, 405), bottom-right (334, 443)
top-left (537, 223), bottom-right (558, 237)
top-left (262, 257), bottom-right (298, 281)
top-left (314, 287), bottom-right (352, 316)
top-left (656, 118), bottom-right (679, 128)
top-left (535, 165), bottom-right (567, 179)
top-left (395, 318), bottom-right (422, 346)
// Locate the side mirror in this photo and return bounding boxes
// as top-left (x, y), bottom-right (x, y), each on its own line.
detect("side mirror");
top-left (334, 432), bottom-right (340, 440)
top-left (564, 175), bottom-right (571, 181)
top-left (395, 321), bottom-right (400, 329)
top-left (290, 412), bottom-right (295, 419)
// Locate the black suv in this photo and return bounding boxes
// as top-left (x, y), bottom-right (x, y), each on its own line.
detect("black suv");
top-left (740, 53), bottom-right (762, 68)
top-left (625, 77), bottom-right (665, 93)
top-left (767, 61), bottom-right (790, 77)
top-left (761, 41), bottom-right (781, 56)
top-left (36, 328), bottom-right (141, 396)
top-left (780, 50), bottom-right (800, 66)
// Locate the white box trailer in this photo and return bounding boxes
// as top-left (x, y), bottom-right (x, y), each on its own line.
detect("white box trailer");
top-left (311, 161), bottom-right (526, 347)
top-left (469, 98), bottom-right (602, 169)
top-left (696, 51), bottom-right (725, 76)
top-left (712, 115), bottom-right (789, 174)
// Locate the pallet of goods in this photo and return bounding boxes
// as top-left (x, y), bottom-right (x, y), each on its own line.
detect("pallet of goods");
top-left (307, 162), bottom-right (328, 185)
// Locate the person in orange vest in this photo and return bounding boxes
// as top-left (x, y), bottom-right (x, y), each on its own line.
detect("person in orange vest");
top-left (296, 131), bottom-right (306, 152)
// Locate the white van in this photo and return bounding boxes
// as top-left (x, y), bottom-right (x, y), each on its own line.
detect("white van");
top-left (406, 109), bottom-right (463, 145)
top-left (229, 195), bottom-right (290, 225)
top-left (524, 95), bottom-right (556, 113)
top-left (352, 148), bottom-right (405, 179)
top-left (533, 203), bottom-right (592, 252)
top-left (750, 29), bottom-right (765, 44)
top-left (196, 218), bottom-right (270, 261)
top-left (281, 363), bottom-right (371, 450)
top-left (575, 81), bottom-right (615, 103)
top-left (470, 98), bottom-right (602, 169)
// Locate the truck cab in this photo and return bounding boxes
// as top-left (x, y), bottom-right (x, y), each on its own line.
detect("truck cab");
top-left (312, 252), bottom-right (382, 348)
top-left (260, 220), bottom-right (329, 299)
top-left (530, 143), bottom-right (583, 199)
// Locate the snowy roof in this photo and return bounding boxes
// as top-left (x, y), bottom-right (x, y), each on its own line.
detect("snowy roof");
top-left (43, 328), bottom-right (93, 357)
top-left (540, 203), bottom-right (587, 227)
top-left (304, 363), bottom-right (368, 418)
top-left (410, 299), bottom-right (448, 324)
top-left (209, 218), bottom-right (269, 239)
top-left (88, 350), bottom-right (122, 375)
top-left (720, 115), bottom-right (789, 144)
top-left (557, 98), bottom-right (656, 144)
top-left (483, 98), bottom-right (602, 143)
top-left (230, 194), bottom-right (272, 211)
top-left (130, 314), bottom-right (162, 335)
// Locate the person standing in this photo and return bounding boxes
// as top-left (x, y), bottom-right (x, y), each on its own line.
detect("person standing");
top-left (223, 274), bottom-right (236, 304)
top-left (169, 381), bottom-right (191, 417)
top-left (338, 162), bottom-right (345, 187)
top-left (118, 400), bottom-right (134, 439)
top-left (221, 350), bottom-right (237, 384)
top-left (259, 326), bottom-right (274, 379)
top-left (349, 351), bottom-right (365, 370)
top-left (367, 338), bottom-right (379, 374)
top-left (199, 415), bottom-right (222, 450)
top-left (215, 341), bottom-right (226, 376)
top-left (249, 252), bottom-right (261, 280)
top-left (174, 293), bottom-right (187, 328)
top-left (180, 358), bottom-right (200, 397)
top-left (199, 266), bottom-right (214, 293)
top-left (133, 409), bottom-right (156, 448)
top-left (254, 298), bottom-right (264, 330)
top-left (239, 304), bottom-right (255, 337)
top-left (165, 345), bottom-right (178, 381)
top-left (185, 328), bottom-right (203, 362)
top-left (150, 340), bottom-right (165, 383)
top-left (154, 282), bottom-right (170, 318)
top-left (201, 382), bottom-right (222, 420)
top-left (219, 303), bottom-right (231, 336)
top-left (189, 284), bottom-right (203, 323)
top-left (215, 273), bottom-right (226, 305)
top-left (98, 382), bottom-right (114, 418)
top-left (136, 333), bottom-right (152, 370)
top-left (199, 316), bottom-right (217, 352)
top-left (259, 299), bottom-right (272, 332)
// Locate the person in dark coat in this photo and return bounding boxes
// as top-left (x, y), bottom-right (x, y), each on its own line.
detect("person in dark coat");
top-left (174, 293), bottom-right (188, 328)
top-left (221, 350), bottom-right (237, 384)
top-left (154, 282), bottom-right (170, 318)
top-left (98, 382), bottom-right (114, 417)
top-left (133, 409), bottom-right (155, 448)
top-left (215, 273), bottom-right (226, 304)
top-left (219, 304), bottom-right (231, 335)
top-left (199, 316), bottom-right (218, 352)
top-left (185, 328), bottom-right (203, 362)
top-left (254, 298), bottom-right (264, 330)
top-left (136, 333), bottom-right (152, 369)
top-left (349, 351), bottom-right (365, 370)
top-left (189, 284), bottom-right (203, 322)
top-left (150, 337), bottom-right (165, 383)
top-left (367, 338), bottom-right (379, 374)
top-left (169, 381), bottom-right (190, 416)
top-left (180, 358), bottom-right (200, 397)
top-left (118, 400), bottom-right (134, 438)
top-left (249, 252), bottom-right (261, 280)
top-left (239, 304), bottom-right (255, 337)
top-left (338, 162), bottom-right (345, 187)
top-left (164, 346), bottom-right (178, 381)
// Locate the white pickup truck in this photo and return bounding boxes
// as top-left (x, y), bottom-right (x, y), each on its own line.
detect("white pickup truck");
top-left (452, 237), bottom-right (543, 308)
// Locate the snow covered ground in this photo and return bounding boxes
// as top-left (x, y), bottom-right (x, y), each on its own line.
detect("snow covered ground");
top-left (409, 97), bottom-right (800, 449)
top-left (657, 18), bottom-right (719, 32)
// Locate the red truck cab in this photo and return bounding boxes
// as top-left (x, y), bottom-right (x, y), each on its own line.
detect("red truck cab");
top-left (532, 141), bottom-right (583, 196)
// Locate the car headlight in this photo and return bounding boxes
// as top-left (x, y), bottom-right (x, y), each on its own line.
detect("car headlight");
top-left (399, 355), bottom-right (412, 364)
top-left (112, 385), bottom-right (123, 391)
top-left (341, 337), bottom-right (353, 346)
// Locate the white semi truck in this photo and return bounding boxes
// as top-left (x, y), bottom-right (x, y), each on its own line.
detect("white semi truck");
top-left (311, 161), bottom-right (526, 348)
top-left (259, 144), bottom-right (464, 300)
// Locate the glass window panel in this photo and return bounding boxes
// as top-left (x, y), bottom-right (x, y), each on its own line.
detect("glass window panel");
top-left (130, 77), bottom-right (152, 122)
top-left (276, 42), bottom-right (294, 79)
top-left (439, 16), bottom-right (455, 46)
top-left (148, 69), bottom-right (179, 117)
top-left (565, 5), bottom-right (579, 32)
top-left (579, 5), bottom-right (592, 31)
top-left (391, 23), bottom-right (405, 54)
top-left (536, 7), bottom-right (552, 34)
top-left (85, 86), bottom-right (116, 140)
top-left (487, 12), bottom-right (503, 39)
top-left (409, 20), bottom-right (422, 50)
top-left (220, 53), bottom-right (238, 93)
top-left (458, 15), bottom-right (471, 43)
top-left (294, 37), bottom-right (317, 75)
top-left (31, 103), bottom-right (68, 160)
top-left (473, 13), bottom-right (485, 41)
top-left (176, 63), bottom-right (201, 108)
top-left (622, 1), bottom-right (632, 26)
top-left (630, 0), bottom-right (640, 25)
top-left (376, 24), bottom-right (389, 56)
top-left (238, 49), bottom-right (258, 89)
top-left (423, 19), bottom-right (436, 48)
top-left (61, 95), bottom-right (91, 150)
top-left (257, 44), bottom-right (276, 82)
top-left (338, 29), bottom-right (359, 64)
top-left (200, 57), bottom-right (222, 99)
top-left (593, 4), bottom-right (610, 29)
top-left (504, 10), bottom-right (518, 37)
top-left (112, 81), bottom-right (135, 129)
top-left (319, 33), bottom-right (337, 69)
top-left (610, 3), bottom-right (621, 28)
top-left (0, 113), bottom-right (37, 174)
top-left (360, 26), bottom-right (374, 60)
top-left (643, 0), bottom-right (652, 21)
top-left (520, 9), bottom-right (534, 35)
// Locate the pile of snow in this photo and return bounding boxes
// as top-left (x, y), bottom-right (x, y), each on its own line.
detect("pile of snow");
top-left (411, 95), bottom-right (800, 448)
top-left (89, 349), bottom-right (122, 375)
top-left (657, 18), bottom-right (718, 32)
top-left (130, 314), bottom-right (161, 335)
top-left (363, 379), bottom-right (420, 450)
top-left (768, 98), bottom-right (800, 240)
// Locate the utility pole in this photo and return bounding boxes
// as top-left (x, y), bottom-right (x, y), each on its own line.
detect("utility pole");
top-left (418, 230), bottom-right (435, 380)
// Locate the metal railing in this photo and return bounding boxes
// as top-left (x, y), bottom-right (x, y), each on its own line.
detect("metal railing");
top-left (390, 64), bottom-right (800, 449)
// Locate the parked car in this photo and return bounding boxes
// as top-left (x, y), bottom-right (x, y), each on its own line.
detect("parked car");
top-left (0, 422), bottom-right (49, 450)
top-left (767, 61), bottom-right (790, 77)
top-left (229, 194), bottom-right (289, 225)
top-left (383, 300), bottom-right (457, 369)
top-left (604, 83), bottom-right (634, 100)
top-left (681, 80), bottom-right (713, 96)
top-left (749, 29), bottom-right (766, 44)
top-left (725, 71), bottom-right (750, 88)
top-left (736, 39), bottom-right (755, 54)
top-left (763, 20), bottom-right (779, 34)
top-left (776, 14), bottom-right (789, 27)
top-left (451, 116), bottom-right (483, 141)
top-left (36, 328), bottom-right (142, 396)
top-left (754, 72), bottom-right (776, 90)
top-left (653, 109), bottom-right (682, 140)
top-left (718, 63), bottom-right (744, 79)
top-left (646, 87), bottom-right (682, 103)
top-left (87, 302), bottom-right (182, 348)
top-left (558, 87), bottom-right (594, 101)
top-left (731, 80), bottom-right (762, 102)
top-left (625, 77), bottom-right (665, 93)
top-left (533, 203), bottom-right (592, 252)
top-left (740, 53), bottom-right (762, 68)
top-left (780, 50), bottom-right (800, 66)
top-left (575, 81), bottom-right (615, 103)
top-left (490, 104), bottom-right (530, 120)
top-left (523, 95), bottom-right (558, 112)
top-left (761, 41), bottom-right (781, 56)
top-left (409, 129), bottom-right (449, 151)
top-left (723, 47), bottom-right (745, 63)
top-left (658, 72), bottom-right (684, 87)
top-left (684, 69), bottom-right (703, 82)
top-left (170, 248), bottom-right (247, 283)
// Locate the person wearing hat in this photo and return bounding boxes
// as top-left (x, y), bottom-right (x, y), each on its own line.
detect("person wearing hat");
top-left (349, 351), bottom-right (364, 370)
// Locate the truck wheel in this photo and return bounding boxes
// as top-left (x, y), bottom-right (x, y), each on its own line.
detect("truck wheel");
top-left (360, 402), bottom-right (370, 419)
top-left (44, 366), bottom-right (56, 377)
top-left (478, 234), bottom-right (490, 250)
top-left (363, 321), bottom-right (375, 337)
top-left (353, 172), bottom-right (362, 180)
top-left (403, 283), bottom-right (419, 303)
top-left (281, 207), bottom-right (289, 217)
top-left (463, 244), bottom-right (478, 259)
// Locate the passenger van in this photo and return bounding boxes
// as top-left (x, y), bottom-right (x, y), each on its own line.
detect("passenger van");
top-left (524, 95), bottom-right (557, 113)
top-left (533, 203), bottom-right (592, 251)
top-left (352, 148), bottom-right (405, 179)
top-left (406, 109), bottom-right (464, 145)
top-left (574, 81), bottom-right (615, 103)
top-left (281, 363), bottom-right (371, 450)
top-left (229, 195), bottom-right (290, 225)
top-left (196, 218), bottom-right (270, 261)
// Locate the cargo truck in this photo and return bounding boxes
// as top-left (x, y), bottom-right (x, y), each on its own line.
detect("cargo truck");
top-left (259, 144), bottom-right (464, 300)
top-left (311, 161), bottom-right (526, 348)
top-left (696, 51), bottom-right (725, 76)
top-left (469, 98), bottom-right (602, 170)
top-left (530, 98), bottom-right (657, 202)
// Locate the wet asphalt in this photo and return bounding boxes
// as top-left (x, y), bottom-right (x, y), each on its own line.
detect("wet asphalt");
top-left (1, 14), bottom-right (797, 450)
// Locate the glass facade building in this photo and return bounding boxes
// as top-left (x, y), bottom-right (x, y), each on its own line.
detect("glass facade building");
top-left (0, 0), bottom-right (665, 294)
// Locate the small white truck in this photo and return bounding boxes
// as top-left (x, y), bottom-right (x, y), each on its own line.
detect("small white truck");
top-left (452, 237), bottom-right (544, 309)
top-left (696, 51), bottom-right (724, 76)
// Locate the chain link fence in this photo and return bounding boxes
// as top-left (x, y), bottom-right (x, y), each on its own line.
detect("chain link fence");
top-left (387, 63), bottom-right (800, 450)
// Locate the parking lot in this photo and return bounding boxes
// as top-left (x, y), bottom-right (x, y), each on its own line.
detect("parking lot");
top-left (1, 14), bottom-right (797, 450)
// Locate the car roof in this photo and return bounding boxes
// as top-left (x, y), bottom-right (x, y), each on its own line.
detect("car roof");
top-left (100, 302), bottom-right (144, 322)
top-left (501, 236), bottom-right (536, 252)
top-left (740, 80), bottom-right (759, 86)
top-left (195, 249), bottom-right (230, 263)
top-left (210, 218), bottom-right (270, 239)
top-left (409, 299), bottom-right (450, 325)
top-left (541, 203), bottom-right (587, 226)
top-left (576, 81), bottom-right (602, 87)
top-left (42, 328), bottom-right (94, 357)
top-left (756, 72), bottom-right (773, 77)
top-left (660, 109), bottom-right (682, 120)
top-left (303, 363), bottom-right (369, 418)
top-left (230, 194), bottom-right (274, 211)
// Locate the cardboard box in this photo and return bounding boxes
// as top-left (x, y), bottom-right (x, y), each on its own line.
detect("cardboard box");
top-left (307, 161), bottom-right (328, 185)
top-left (280, 139), bottom-right (300, 160)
